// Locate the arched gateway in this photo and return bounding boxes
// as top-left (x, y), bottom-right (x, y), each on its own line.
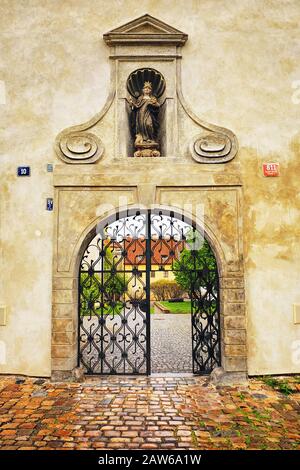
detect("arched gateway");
top-left (78, 209), bottom-right (220, 375)
top-left (52, 15), bottom-right (247, 383)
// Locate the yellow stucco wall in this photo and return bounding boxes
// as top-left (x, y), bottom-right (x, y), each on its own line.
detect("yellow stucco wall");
top-left (0, 0), bottom-right (299, 376)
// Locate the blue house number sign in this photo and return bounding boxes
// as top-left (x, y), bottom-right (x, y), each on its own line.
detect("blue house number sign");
top-left (46, 198), bottom-right (53, 211)
top-left (17, 166), bottom-right (30, 176)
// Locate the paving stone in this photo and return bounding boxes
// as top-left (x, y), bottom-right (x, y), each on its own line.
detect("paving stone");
top-left (177, 430), bottom-right (191, 436)
top-left (31, 390), bottom-right (48, 398)
top-left (0, 375), bottom-right (299, 450)
top-left (151, 314), bottom-right (192, 373)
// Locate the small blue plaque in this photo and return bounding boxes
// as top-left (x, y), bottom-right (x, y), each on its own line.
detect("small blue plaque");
top-left (47, 163), bottom-right (53, 172)
top-left (46, 198), bottom-right (53, 211)
top-left (17, 166), bottom-right (30, 177)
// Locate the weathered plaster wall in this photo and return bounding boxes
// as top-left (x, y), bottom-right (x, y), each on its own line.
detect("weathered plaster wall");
top-left (0, 0), bottom-right (299, 376)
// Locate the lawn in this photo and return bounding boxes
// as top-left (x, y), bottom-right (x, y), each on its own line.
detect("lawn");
top-left (81, 301), bottom-right (192, 315)
top-left (158, 301), bottom-right (191, 314)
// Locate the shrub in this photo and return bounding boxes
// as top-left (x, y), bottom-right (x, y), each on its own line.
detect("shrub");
top-left (151, 279), bottom-right (184, 300)
top-left (165, 280), bottom-right (185, 299)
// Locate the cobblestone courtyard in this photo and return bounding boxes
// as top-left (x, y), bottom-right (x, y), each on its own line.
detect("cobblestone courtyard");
top-left (0, 375), bottom-right (299, 450)
top-left (151, 313), bottom-right (192, 373)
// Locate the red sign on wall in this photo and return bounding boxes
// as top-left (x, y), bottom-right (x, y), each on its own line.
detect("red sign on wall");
top-left (263, 162), bottom-right (280, 177)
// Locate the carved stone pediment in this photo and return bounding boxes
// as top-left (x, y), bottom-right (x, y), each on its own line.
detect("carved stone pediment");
top-left (103, 13), bottom-right (188, 46)
top-left (55, 14), bottom-right (238, 164)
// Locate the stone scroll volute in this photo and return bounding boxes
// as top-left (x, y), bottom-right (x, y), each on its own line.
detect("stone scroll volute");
top-left (55, 130), bottom-right (104, 164)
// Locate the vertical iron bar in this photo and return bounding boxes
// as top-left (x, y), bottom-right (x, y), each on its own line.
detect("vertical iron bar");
top-left (100, 238), bottom-right (104, 374)
top-left (191, 228), bottom-right (197, 374)
top-left (77, 270), bottom-right (81, 367)
top-left (216, 264), bottom-right (221, 367)
top-left (145, 209), bottom-right (151, 375)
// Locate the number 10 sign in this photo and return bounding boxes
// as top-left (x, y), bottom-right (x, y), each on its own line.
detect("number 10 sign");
top-left (17, 166), bottom-right (30, 177)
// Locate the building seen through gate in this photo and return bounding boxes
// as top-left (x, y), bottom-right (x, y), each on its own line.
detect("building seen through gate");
top-left (79, 210), bottom-right (220, 375)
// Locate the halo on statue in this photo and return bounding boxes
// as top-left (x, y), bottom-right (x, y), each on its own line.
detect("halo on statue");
top-left (127, 68), bottom-right (166, 98)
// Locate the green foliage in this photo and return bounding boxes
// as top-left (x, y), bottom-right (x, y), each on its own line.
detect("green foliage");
top-left (173, 236), bottom-right (217, 295)
top-left (262, 377), bottom-right (294, 395)
top-left (80, 246), bottom-right (128, 316)
top-left (80, 272), bottom-right (100, 316)
top-left (198, 420), bottom-right (206, 428)
top-left (237, 392), bottom-right (246, 401)
top-left (278, 382), bottom-right (294, 395)
top-left (190, 430), bottom-right (198, 448)
top-left (259, 443), bottom-right (268, 450)
top-left (103, 245), bottom-right (128, 300)
top-left (252, 409), bottom-right (270, 420)
top-left (150, 279), bottom-right (184, 300)
top-left (263, 377), bottom-right (279, 388)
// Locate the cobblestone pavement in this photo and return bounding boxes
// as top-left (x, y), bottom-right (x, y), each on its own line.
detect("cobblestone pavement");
top-left (0, 375), bottom-right (299, 450)
top-left (151, 313), bottom-right (192, 373)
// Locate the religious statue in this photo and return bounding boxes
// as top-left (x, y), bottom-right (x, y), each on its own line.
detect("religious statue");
top-left (129, 81), bottom-right (161, 157)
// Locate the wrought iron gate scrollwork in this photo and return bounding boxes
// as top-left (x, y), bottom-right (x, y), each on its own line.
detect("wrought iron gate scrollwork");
top-left (78, 211), bottom-right (149, 375)
top-left (189, 252), bottom-right (220, 374)
top-left (78, 209), bottom-right (221, 375)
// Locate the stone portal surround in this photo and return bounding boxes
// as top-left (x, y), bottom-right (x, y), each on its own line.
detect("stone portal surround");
top-left (51, 208), bottom-right (247, 382)
top-left (220, 274), bottom-right (247, 377)
top-left (51, 14), bottom-right (245, 382)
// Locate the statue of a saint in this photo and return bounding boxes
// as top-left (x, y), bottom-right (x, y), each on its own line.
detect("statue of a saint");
top-left (129, 81), bottom-right (160, 157)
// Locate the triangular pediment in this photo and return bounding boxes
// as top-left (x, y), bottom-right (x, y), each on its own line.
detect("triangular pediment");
top-left (125, 22), bottom-right (169, 35)
top-left (103, 14), bottom-right (188, 46)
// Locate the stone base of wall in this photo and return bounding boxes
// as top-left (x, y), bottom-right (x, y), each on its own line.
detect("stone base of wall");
top-left (210, 367), bottom-right (248, 386)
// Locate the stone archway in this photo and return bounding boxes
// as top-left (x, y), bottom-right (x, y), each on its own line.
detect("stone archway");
top-left (77, 208), bottom-right (221, 375)
top-left (52, 203), bottom-right (247, 382)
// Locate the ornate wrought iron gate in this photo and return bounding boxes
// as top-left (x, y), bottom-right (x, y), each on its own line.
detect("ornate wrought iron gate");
top-left (78, 209), bottom-right (220, 375)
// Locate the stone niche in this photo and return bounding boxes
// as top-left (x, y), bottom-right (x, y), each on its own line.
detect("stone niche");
top-left (52, 14), bottom-right (246, 382)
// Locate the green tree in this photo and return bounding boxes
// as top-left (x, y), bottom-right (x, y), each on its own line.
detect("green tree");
top-left (173, 237), bottom-right (217, 296)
